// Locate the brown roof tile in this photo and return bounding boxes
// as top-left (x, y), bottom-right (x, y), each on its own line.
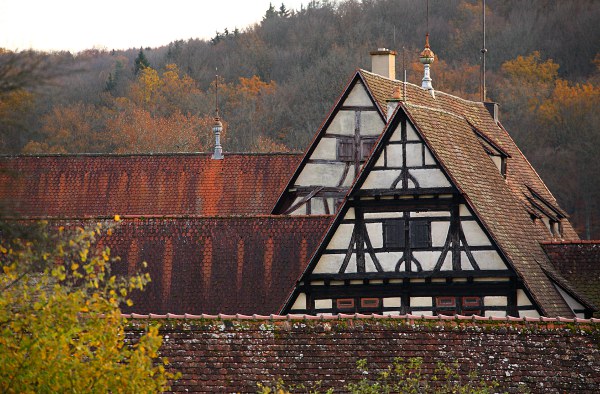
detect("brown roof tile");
top-left (543, 242), bottom-right (600, 315)
top-left (0, 153), bottom-right (301, 218)
top-left (81, 216), bottom-right (331, 314)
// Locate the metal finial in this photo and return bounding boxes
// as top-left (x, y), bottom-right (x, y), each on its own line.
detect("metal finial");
top-left (212, 70), bottom-right (224, 160)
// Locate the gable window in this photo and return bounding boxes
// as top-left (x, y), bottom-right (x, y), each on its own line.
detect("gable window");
top-left (434, 296), bottom-right (483, 316)
top-left (409, 220), bottom-right (431, 248)
top-left (337, 140), bottom-right (354, 162)
top-left (383, 219), bottom-right (431, 249)
top-left (336, 298), bottom-right (355, 311)
top-left (360, 139), bottom-right (377, 161)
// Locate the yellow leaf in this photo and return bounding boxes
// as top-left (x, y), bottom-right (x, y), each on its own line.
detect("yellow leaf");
top-left (114, 214), bottom-right (121, 222)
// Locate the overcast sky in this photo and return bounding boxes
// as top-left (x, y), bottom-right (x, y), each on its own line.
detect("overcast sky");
top-left (0, 0), bottom-right (307, 52)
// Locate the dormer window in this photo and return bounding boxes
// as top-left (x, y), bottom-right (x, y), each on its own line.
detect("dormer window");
top-left (337, 139), bottom-right (353, 162)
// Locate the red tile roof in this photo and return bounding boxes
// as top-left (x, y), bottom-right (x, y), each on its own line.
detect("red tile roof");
top-left (543, 242), bottom-right (600, 316)
top-left (0, 153), bottom-right (301, 217)
top-left (79, 216), bottom-right (331, 314)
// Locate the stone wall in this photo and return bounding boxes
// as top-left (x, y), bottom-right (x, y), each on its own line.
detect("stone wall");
top-left (126, 315), bottom-right (600, 393)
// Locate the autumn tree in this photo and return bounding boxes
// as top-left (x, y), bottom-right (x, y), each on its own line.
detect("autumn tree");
top-left (0, 220), bottom-right (176, 392)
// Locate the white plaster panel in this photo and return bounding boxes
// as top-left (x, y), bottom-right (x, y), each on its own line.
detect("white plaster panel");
top-left (326, 110), bottom-right (355, 135)
top-left (375, 153), bottom-right (385, 167)
top-left (554, 284), bottom-right (585, 313)
top-left (383, 297), bottom-right (402, 307)
top-left (330, 280), bottom-right (344, 286)
top-left (474, 277), bottom-right (510, 282)
top-left (412, 251), bottom-right (442, 271)
top-left (461, 220), bottom-right (491, 246)
top-left (365, 254), bottom-right (378, 272)
top-left (386, 144), bottom-right (403, 167)
top-left (484, 296), bottom-right (508, 306)
top-left (369, 279), bottom-right (383, 284)
top-left (410, 169), bottom-right (451, 188)
top-left (344, 82), bottom-right (372, 106)
top-left (491, 155), bottom-right (502, 173)
top-left (327, 224), bottom-right (354, 250)
top-left (439, 253), bottom-right (453, 271)
top-left (365, 222), bottom-right (383, 248)
top-left (311, 198), bottom-right (325, 214)
top-left (375, 252), bottom-right (403, 271)
top-left (431, 221), bottom-right (450, 247)
top-left (405, 143), bottom-right (423, 167)
top-left (424, 147), bottom-right (436, 165)
top-left (460, 251), bottom-right (476, 271)
top-left (344, 208), bottom-right (355, 220)
top-left (411, 211), bottom-right (450, 217)
top-left (471, 250), bottom-right (507, 270)
top-left (519, 310), bottom-right (541, 318)
top-left (459, 204), bottom-right (471, 216)
top-left (290, 293), bottom-right (306, 310)
top-left (363, 170), bottom-right (401, 189)
top-left (485, 311), bottom-right (507, 317)
top-left (342, 167), bottom-right (355, 186)
top-left (295, 163), bottom-right (346, 186)
top-left (389, 124), bottom-right (402, 141)
top-left (383, 311), bottom-right (402, 315)
top-left (315, 299), bottom-right (332, 309)
top-left (310, 137), bottom-right (337, 160)
top-left (406, 123), bottom-right (420, 141)
top-left (360, 112), bottom-right (384, 136)
top-left (290, 198), bottom-right (306, 215)
top-left (364, 212), bottom-right (404, 219)
top-left (410, 297), bottom-right (432, 307)
top-left (517, 289), bottom-right (534, 306)
top-left (313, 254), bottom-right (344, 274)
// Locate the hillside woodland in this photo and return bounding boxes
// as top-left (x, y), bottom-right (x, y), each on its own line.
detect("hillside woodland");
top-left (1, 0), bottom-right (599, 238)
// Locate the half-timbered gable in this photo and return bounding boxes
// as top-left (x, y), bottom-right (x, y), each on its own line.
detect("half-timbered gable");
top-left (282, 70), bottom-right (595, 318)
top-left (272, 74), bottom-right (385, 215)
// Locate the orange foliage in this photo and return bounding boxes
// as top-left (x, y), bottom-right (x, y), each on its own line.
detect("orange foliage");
top-left (501, 51), bottom-right (559, 84)
top-left (251, 135), bottom-right (290, 153)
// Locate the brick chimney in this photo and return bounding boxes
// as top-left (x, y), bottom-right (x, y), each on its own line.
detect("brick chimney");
top-left (370, 48), bottom-right (396, 80)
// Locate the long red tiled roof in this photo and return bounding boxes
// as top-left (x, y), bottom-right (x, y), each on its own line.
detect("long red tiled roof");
top-left (0, 153), bottom-right (301, 217)
top-left (79, 216), bottom-right (332, 314)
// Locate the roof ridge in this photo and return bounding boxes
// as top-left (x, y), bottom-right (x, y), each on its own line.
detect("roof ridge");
top-left (0, 152), bottom-right (302, 158)
top-left (359, 69), bottom-right (486, 107)
top-left (404, 102), bottom-right (466, 120)
top-left (542, 240), bottom-right (600, 245)
top-left (3, 214), bottom-right (335, 221)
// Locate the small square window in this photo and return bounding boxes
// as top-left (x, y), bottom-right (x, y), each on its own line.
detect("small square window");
top-left (360, 298), bottom-right (380, 308)
top-left (462, 297), bottom-right (482, 307)
top-left (360, 139), bottom-right (376, 160)
top-left (436, 297), bottom-right (456, 307)
top-left (410, 220), bottom-right (431, 249)
top-left (383, 219), bottom-right (405, 249)
top-left (336, 298), bottom-right (355, 310)
top-left (337, 140), bottom-right (354, 162)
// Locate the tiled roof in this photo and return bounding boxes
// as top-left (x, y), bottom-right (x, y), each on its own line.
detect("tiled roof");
top-left (543, 242), bottom-right (600, 316)
top-left (358, 70), bottom-right (583, 316)
top-left (359, 70), bottom-right (579, 240)
top-left (0, 153), bottom-right (301, 217)
top-left (81, 216), bottom-right (331, 314)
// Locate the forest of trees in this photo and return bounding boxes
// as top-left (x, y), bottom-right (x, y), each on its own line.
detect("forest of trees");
top-left (1, 0), bottom-right (599, 237)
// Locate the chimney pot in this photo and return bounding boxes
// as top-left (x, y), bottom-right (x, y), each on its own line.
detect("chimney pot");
top-left (370, 49), bottom-right (397, 80)
top-left (484, 102), bottom-right (499, 123)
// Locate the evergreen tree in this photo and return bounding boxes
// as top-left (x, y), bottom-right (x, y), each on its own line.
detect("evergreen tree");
top-left (134, 48), bottom-right (149, 75)
top-left (264, 3), bottom-right (277, 20)
top-left (279, 3), bottom-right (290, 18)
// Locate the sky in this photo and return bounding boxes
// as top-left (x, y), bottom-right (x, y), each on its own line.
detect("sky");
top-left (0, 0), bottom-right (308, 53)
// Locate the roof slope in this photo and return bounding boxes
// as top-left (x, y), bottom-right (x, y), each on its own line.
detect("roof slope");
top-left (86, 216), bottom-right (331, 314)
top-left (359, 70), bottom-right (579, 240)
top-left (543, 241), bottom-right (600, 315)
top-left (0, 153), bottom-right (301, 217)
